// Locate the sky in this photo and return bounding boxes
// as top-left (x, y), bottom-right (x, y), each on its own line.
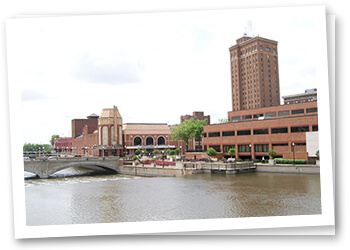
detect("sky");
top-left (6, 6), bottom-right (325, 145)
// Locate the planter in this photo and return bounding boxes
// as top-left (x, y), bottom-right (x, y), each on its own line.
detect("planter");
top-left (269, 159), bottom-right (276, 165)
top-left (132, 162), bottom-right (136, 166)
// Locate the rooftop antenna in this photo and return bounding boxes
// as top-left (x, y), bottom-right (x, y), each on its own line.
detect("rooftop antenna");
top-left (245, 20), bottom-right (255, 37)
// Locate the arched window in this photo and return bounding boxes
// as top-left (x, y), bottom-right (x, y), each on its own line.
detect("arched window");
top-left (133, 137), bottom-right (142, 146)
top-left (146, 136), bottom-right (154, 145)
top-left (157, 136), bottom-right (165, 145)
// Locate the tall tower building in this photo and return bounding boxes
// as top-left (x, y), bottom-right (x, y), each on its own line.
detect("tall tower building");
top-left (229, 35), bottom-right (280, 111)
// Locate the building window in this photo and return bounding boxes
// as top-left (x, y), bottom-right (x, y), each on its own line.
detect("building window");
top-left (265, 112), bottom-right (276, 117)
top-left (271, 127), bottom-right (288, 134)
top-left (208, 132), bottom-right (220, 137)
top-left (210, 145), bottom-right (221, 152)
top-left (231, 116), bottom-right (241, 121)
top-left (157, 136), bottom-right (165, 145)
top-left (146, 136), bottom-right (154, 145)
top-left (237, 130), bottom-right (251, 136)
top-left (253, 113), bottom-right (264, 118)
top-left (272, 143), bottom-right (288, 147)
top-left (242, 115), bottom-right (252, 120)
top-left (291, 126), bottom-right (309, 133)
top-left (278, 110), bottom-right (290, 116)
top-left (306, 107), bottom-right (318, 113)
top-left (294, 142), bottom-right (306, 146)
top-left (223, 145), bottom-right (235, 153)
top-left (254, 144), bottom-right (269, 152)
top-left (133, 137), bottom-right (142, 146)
top-left (292, 109), bottom-right (304, 115)
top-left (222, 131), bottom-right (235, 137)
top-left (312, 125), bottom-right (318, 131)
top-left (253, 129), bottom-right (269, 135)
top-left (238, 145), bottom-right (251, 152)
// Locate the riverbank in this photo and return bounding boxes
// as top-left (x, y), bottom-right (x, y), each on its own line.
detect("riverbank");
top-left (255, 163), bottom-right (320, 174)
top-left (119, 161), bottom-right (320, 177)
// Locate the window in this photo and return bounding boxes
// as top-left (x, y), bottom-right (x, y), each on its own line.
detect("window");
top-left (253, 113), bottom-right (264, 118)
top-left (242, 115), bottom-right (252, 120)
top-left (210, 145), bottom-right (221, 152)
top-left (292, 109), bottom-right (304, 115)
top-left (253, 129), bottom-right (269, 135)
top-left (265, 112), bottom-right (276, 117)
top-left (278, 110), bottom-right (290, 116)
top-left (254, 144), bottom-right (269, 152)
top-left (294, 142), bottom-right (306, 146)
top-left (238, 145), bottom-right (251, 152)
top-left (208, 132), bottom-right (220, 137)
top-left (223, 145), bottom-right (235, 153)
top-left (231, 116), bottom-right (241, 121)
top-left (222, 131), bottom-right (235, 137)
top-left (237, 130), bottom-right (251, 136)
top-left (312, 125), bottom-right (318, 131)
top-left (266, 47), bottom-right (270, 52)
top-left (306, 107), bottom-right (318, 113)
top-left (271, 127), bottom-right (288, 134)
top-left (133, 137), bottom-right (142, 146)
top-left (272, 143), bottom-right (288, 147)
top-left (291, 126), bottom-right (309, 133)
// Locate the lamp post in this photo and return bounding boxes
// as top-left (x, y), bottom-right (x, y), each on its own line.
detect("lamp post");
top-left (180, 146), bottom-right (182, 161)
top-left (162, 150), bottom-right (165, 168)
top-left (292, 142), bottom-right (295, 166)
top-left (249, 144), bottom-right (252, 161)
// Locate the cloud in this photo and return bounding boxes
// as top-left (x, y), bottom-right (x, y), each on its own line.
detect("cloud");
top-left (21, 89), bottom-right (49, 102)
top-left (71, 53), bottom-right (141, 85)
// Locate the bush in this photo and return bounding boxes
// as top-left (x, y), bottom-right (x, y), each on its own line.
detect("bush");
top-left (132, 155), bottom-right (138, 161)
top-left (135, 149), bottom-right (142, 155)
top-left (206, 147), bottom-right (218, 157)
top-left (275, 158), bottom-right (306, 164)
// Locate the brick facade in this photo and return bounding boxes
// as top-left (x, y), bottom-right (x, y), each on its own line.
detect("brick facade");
top-left (203, 101), bottom-right (318, 160)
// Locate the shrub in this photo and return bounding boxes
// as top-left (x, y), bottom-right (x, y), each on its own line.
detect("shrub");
top-left (206, 147), bottom-right (218, 157)
top-left (152, 150), bottom-right (159, 155)
top-left (267, 150), bottom-right (277, 159)
top-left (135, 149), bottom-right (142, 155)
top-left (275, 158), bottom-right (306, 164)
top-left (132, 155), bottom-right (138, 161)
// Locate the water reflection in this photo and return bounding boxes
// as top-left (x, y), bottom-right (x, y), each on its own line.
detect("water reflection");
top-left (25, 171), bottom-right (321, 226)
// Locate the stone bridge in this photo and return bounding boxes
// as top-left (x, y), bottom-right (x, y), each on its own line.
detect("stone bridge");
top-left (24, 157), bottom-right (121, 178)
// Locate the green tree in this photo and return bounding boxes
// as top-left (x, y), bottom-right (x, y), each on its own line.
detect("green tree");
top-left (170, 118), bottom-right (207, 152)
top-left (217, 118), bottom-right (229, 124)
top-left (316, 150), bottom-right (320, 159)
top-left (206, 147), bottom-right (218, 157)
top-left (135, 149), bottom-right (142, 155)
top-left (228, 148), bottom-right (236, 158)
top-left (174, 148), bottom-right (180, 155)
top-left (268, 150), bottom-right (277, 159)
top-left (50, 135), bottom-right (61, 147)
top-left (152, 149), bottom-right (159, 155)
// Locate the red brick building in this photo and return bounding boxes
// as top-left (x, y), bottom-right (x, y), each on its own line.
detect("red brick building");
top-left (54, 137), bottom-right (72, 154)
top-left (123, 123), bottom-right (185, 155)
top-left (229, 36), bottom-right (280, 111)
top-left (203, 101), bottom-right (318, 161)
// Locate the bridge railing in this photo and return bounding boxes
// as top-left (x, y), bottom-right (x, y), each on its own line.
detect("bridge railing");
top-left (183, 161), bottom-right (255, 170)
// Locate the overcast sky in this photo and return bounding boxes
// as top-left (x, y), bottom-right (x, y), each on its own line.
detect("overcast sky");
top-left (6, 6), bottom-right (326, 145)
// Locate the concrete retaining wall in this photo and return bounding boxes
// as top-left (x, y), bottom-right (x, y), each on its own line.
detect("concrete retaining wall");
top-left (256, 164), bottom-right (320, 174)
top-left (119, 165), bottom-right (184, 177)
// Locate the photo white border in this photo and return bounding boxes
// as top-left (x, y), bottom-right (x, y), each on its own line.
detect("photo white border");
top-left (6, 5), bottom-right (334, 239)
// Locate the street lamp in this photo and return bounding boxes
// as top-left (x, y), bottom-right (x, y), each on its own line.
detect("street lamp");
top-left (162, 150), bottom-right (165, 168)
top-left (292, 142), bottom-right (295, 166)
top-left (249, 144), bottom-right (252, 161)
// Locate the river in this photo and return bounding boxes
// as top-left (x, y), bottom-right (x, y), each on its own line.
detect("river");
top-left (25, 169), bottom-right (321, 226)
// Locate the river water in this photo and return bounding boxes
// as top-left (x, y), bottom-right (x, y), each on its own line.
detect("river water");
top-left (25, 169), bottom-right (321, 226)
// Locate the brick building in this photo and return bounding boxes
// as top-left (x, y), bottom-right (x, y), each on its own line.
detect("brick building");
top-left (203, 101), bottom-right (318, 161)
top-left (71, 113), bottom-right (99, 156)
top-left (202, 34), bottom-right (318, 162)
top-left (282, 88), bottom-right (317, 104)
top-left (71, 106), bottom-right (185, 157)
top-left (229, 35), bottom-right (280, 111)
top-left (54, 137), bottom-right (72, 154)
top-left (123, 123), bottom-right (185, 155)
